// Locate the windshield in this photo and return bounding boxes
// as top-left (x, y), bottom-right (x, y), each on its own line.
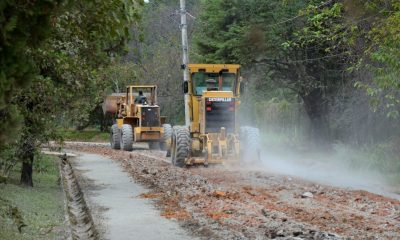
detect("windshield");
top-left (127, 87), bottom-right (155, 105)
top-left (192, 72), bottom-right (236, 95)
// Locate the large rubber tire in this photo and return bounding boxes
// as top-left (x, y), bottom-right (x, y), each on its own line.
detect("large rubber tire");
top-left (160, 124), bottom-right (172, 151)
top-left (240, 126), bottom-right (261, 163)
top-left (171, 126), bottom-right (191, 168)
top-left (148, 142), bottom-right (160, 150)
top-left (121, 124), bottom-right (133, 151)
top-left (110, 124), bottom-right (121, 149)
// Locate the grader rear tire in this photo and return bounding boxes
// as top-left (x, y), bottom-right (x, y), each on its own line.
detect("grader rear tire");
top-left (121, 124), bottom-right (133, 151)
top-left (110, 124), bottom-right (121, 149)
top-left (171, 126), bottom-right (191, 168)
top-left (160, 124), bottom-right (172, 151)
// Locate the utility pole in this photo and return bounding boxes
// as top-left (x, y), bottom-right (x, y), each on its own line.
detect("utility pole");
top-left (180, 0), bottom-right (190, 127)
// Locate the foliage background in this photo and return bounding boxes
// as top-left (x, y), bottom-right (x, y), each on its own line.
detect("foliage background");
top-left (0, 0), bottom-right (143, 185)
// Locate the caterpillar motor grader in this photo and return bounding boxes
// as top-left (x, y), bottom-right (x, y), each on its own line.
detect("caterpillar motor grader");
top-left (103, 85), bottom-right (171, 151)
top-left (168, 64), bottom-right (260, 167)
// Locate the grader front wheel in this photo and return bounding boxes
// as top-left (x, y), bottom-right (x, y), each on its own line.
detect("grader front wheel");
top-left (171, 126), bottom-right (191, 168)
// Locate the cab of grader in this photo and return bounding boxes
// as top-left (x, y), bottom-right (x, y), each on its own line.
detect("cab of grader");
top-left (169, 64), bottom-right (260, 167)
top-left (103, 85), bottom-right (172, 151)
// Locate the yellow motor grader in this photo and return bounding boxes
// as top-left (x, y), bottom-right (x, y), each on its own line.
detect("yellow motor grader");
top-left (169, 64), bottom-right (260, 167)
top-left (103, 85), bottom-right (172, 151)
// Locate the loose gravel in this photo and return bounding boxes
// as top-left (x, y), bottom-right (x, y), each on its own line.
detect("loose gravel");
top-left (65, 142), bottom-right (400, 240)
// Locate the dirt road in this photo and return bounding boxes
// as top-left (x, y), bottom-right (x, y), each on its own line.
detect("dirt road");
top-left (66, 142), bottom-right (400, 240)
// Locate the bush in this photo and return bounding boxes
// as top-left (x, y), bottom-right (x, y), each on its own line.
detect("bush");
top-left (0, 145), bottom-right (18, 182)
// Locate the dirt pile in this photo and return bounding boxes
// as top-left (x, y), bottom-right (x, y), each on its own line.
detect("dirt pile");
top-left (66, 143), bottom-right (400, 240)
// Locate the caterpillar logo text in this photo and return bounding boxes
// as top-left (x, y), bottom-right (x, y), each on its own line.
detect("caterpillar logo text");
top-left (208, 97), bottom-right (232, 102)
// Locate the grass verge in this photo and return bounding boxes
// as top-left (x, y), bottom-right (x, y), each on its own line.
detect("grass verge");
top-left (62, 128), bottom-right (109, 142)
top-left (0, 155), bottom-right (66, 240)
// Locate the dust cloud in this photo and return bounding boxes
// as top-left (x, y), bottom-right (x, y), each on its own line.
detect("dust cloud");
top-left (237, 75), bottom-right (400, 200)
top-left (258, 147), bottom-right (400, 200)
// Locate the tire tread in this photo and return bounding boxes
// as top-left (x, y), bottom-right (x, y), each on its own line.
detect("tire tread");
top-left (110, 124), bottom-right (121, 149)
top-left (121, 124), bottom-right (133, 151)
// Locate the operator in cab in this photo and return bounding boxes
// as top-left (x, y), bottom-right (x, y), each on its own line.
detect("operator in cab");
top-left (135, 90), bottom-right (147, 104)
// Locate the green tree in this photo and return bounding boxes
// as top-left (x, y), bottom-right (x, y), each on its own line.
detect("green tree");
top-left (0, 0), bottom-right (63, 148)
top-left (357, 0), bottom-right (400, 118)
top-left (5, 0), bottom-right (143, 186)
top-left (14, 77), bottom-right (60, 186)
top-left (195, 0), bottom-right (359, 146)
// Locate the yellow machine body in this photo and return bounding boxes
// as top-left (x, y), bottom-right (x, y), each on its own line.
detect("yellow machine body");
top-left (106, 85), bottom-right (166, 142)
top-left (185, 64), bottom-right (242, 165)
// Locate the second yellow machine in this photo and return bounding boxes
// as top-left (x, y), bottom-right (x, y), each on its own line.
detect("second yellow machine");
top-left (169, 64), bottom-right (260, 167)
top-left (103, 85), bottom-right (172, 151)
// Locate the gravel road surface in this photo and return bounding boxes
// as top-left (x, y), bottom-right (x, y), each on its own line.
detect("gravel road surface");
top-left (65, 142), bottom-right (400, 240)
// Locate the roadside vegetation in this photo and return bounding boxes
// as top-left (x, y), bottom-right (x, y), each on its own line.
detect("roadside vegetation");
top-left (0, 155), bottom-right (65, 239)
top-left (0, 0), bottom-right (142, 186)
top-left (61, 129), bottom-right (109, 142)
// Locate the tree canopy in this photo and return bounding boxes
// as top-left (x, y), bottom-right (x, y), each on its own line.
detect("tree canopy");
top-left (0, 0), bottom-right (143, 186)
top-left (194, 0), bottom-right (400, 147)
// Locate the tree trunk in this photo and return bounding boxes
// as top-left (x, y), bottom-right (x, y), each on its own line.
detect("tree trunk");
top-left (301, 88), bottom-right (331, 150)
top-left (20, 152), bottom-right (34, 187)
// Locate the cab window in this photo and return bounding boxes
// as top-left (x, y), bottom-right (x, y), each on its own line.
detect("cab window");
top-left (221, 72), bottom-right (236, 91)
top-left (192, 72), bottom-right (236, 95)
